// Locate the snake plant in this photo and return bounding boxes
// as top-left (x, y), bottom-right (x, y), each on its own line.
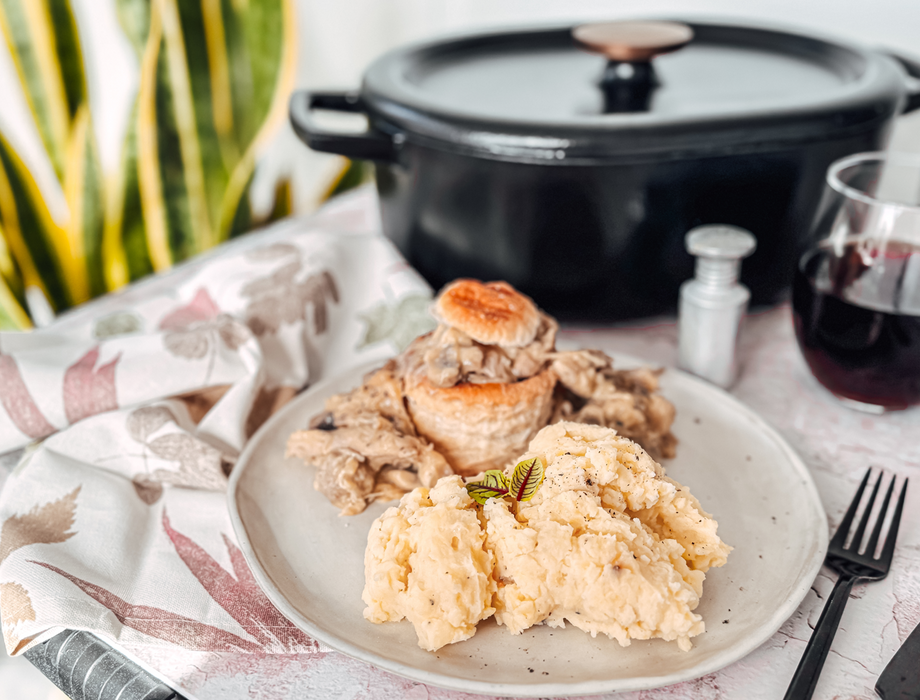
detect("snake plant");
top-left (0, 0), bottom-right (297, 329)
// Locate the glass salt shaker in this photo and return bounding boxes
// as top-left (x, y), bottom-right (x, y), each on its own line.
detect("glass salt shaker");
top-left (678, 225), bottom-right (757, 388)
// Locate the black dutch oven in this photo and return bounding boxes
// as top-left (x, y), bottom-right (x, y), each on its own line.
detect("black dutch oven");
top-left (290, 19), bottom-right (920, 321)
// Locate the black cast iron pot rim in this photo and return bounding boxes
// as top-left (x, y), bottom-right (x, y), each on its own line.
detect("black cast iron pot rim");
top-left (363, 96), bottom-right (897, 166)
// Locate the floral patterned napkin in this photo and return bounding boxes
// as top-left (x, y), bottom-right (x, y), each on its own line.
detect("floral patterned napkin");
top-left (0, 190), bottom-right (437, 662)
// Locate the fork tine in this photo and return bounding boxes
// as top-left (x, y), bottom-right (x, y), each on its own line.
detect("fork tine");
top-left (879, 478), bottom-right (908, 568)
top-left (830, 468), bottom-right (871, 549)
top-left (849, 470), bottom-right (883, 552)
top-left (864, 475), bottom-right (896, 557)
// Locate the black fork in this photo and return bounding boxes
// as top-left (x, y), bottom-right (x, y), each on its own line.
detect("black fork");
top-left (783, 469), bottom-right (909, 700)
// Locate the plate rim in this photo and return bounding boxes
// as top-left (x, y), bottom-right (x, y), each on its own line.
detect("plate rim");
top-left (227, 357), bottom-right (828, 697)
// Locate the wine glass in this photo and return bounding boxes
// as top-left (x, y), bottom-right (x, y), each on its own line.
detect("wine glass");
top-left (792, 151), bottom-right (920, 413)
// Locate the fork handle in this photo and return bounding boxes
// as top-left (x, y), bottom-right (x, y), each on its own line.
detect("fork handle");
top-left (783, 573), bottom-right (858, 700)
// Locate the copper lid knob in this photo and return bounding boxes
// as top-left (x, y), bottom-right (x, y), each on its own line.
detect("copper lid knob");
top-left (573, 20), bottom-right (694, 62)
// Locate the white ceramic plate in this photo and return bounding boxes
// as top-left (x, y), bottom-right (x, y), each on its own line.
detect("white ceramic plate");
top-left (228, 358), bottom-right (828, 697)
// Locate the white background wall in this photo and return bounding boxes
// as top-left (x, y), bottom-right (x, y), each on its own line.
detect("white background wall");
top-left (2, 0), bottom-right (920, 216)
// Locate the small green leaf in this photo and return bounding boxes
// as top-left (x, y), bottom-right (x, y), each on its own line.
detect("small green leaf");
top-left (480, 470), bottom-right (510, 490)
top-left (511, 457), bottom-right (545, 502)
top-left (465, 470), bottom-right (510, 505)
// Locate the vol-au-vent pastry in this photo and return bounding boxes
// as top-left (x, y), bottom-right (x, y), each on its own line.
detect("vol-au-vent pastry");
top-left (362, 422), bottom-right (731, 652)
top-left (287, 279), bottom-right (679, 515)
top-left (401, 280), bottom-right (559, 476)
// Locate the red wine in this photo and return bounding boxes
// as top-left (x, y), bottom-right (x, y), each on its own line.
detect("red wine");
top-left (792, 240), bottom-right (920, 410)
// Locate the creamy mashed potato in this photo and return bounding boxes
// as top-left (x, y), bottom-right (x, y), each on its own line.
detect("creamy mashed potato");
top-left (362, 422), bottom-right (730, 652)
top-left (362, 477), bottom-right (497, 651)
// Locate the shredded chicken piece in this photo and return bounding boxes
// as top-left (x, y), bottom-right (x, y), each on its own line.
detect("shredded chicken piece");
top-left (287, 363), bottom-right (452, 515)
top-left (316, 361), bottom-right (416, 436)
top-left (287, 425), bottom-right (452, 516)
top-left (550, 350), bottom-right (677, 460)
top-left (407, 314), bottom-right (559, 388)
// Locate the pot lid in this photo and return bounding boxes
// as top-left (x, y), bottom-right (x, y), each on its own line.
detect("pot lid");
top-left (360, 20), bottom-right (907, 163)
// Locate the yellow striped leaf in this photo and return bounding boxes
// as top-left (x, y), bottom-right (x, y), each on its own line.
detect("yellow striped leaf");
top-left (224, 170), bottom-right (291, 240)
top-left (217, 0), bottom-right (251, 157)
top-left (62, 104), bottom-right (105, 301)
top-left (0, 0), bottom-right (87, 181)
top-left (138, 0), bottom-right (231, 269)
top-left (236, 0), bottom-right (292, 149)
top-left (203, 0), bottom-right (238, 168)
top-left (0, 220), bottom-right (24, 302)
top-left (104, 99), bottom-right (152, 289)
top-left (263, 177), bottom-right (292, 224)
top-left (112, 4), bottom-right (154, 285)
top-left (115, 0), bottom-right (150, 58)
top-left (321, 159), bottom-right (372, 203)
top-left (136, 4), bottom-right (172, 270)
top-left (219, 147), bottom-right (253, 239)
top-left (216, 0), bottom-right (294, 243)
top-left (137, 0), bottom-right (294, 262)
top-left (0, 131), bottom-right (70, 311)
top-left (199, 0), bottom-right (292, 169)
top-left (0, 271), bottom-right (30, 330)
top-left (170, 0), bottom-right (230, 232)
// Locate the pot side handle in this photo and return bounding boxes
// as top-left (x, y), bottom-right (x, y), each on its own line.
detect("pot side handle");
top-left (289, 91), bottom-right (398, 161)
top-left (886, 51), bottom-right (920, 115)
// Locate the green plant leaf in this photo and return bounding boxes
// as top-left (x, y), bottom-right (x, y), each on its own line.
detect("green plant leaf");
top-left (0, 0), bottom-right (88, 181)
top-left (224, 174), bottom-right (252, 238)
top-left (137, 0), bottom-right (223, 269)
top-left (104, 97), bottom-right (152, 289)
top-left (219, 0), bottom-right (252, 153)
top-left (115, 0), bottom-right (151, 58)
top-left (465, 470), bottom-right (511, 505)
top-left (321, 159), bottom-right (372, 203)
top-left (218, 0), bottom-right (294, 242)
top-left (482, 470), bottom-right (510, 489)
top-left (0, 131), bottom-right (71, 311)
top-left (63, 104), bottom-right (104, 301)
top-left (218, 146), bottom-right (254, 240)
top-left (0, 220), bottom-right (24, 303)
top-left (510, 457), bottom-right (545, 502)
top-left (262, 177), bottom-right (292, 224)
top-left (235, 0), bottom-right (290, 150)
top-left (0, 270), bottom-right (30, 329)
top-left (137, 0), bottom-right (296, 265)
top-left (202, 0), bottom-right (241, 168)
top-left (466, 481), bottom-right (510, 506)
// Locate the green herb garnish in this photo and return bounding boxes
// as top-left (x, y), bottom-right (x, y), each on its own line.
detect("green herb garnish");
top-left (465, 457), bottom-right (545, 505)
top-left (510, 456), bottom-right (545, 501)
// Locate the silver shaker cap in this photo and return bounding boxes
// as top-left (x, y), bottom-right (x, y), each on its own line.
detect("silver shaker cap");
top-left (685, 225), bottom-right (757, 259)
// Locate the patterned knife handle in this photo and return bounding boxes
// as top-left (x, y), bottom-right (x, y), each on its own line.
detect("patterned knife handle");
top-left (25, 629), bottom-right (185, 700)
